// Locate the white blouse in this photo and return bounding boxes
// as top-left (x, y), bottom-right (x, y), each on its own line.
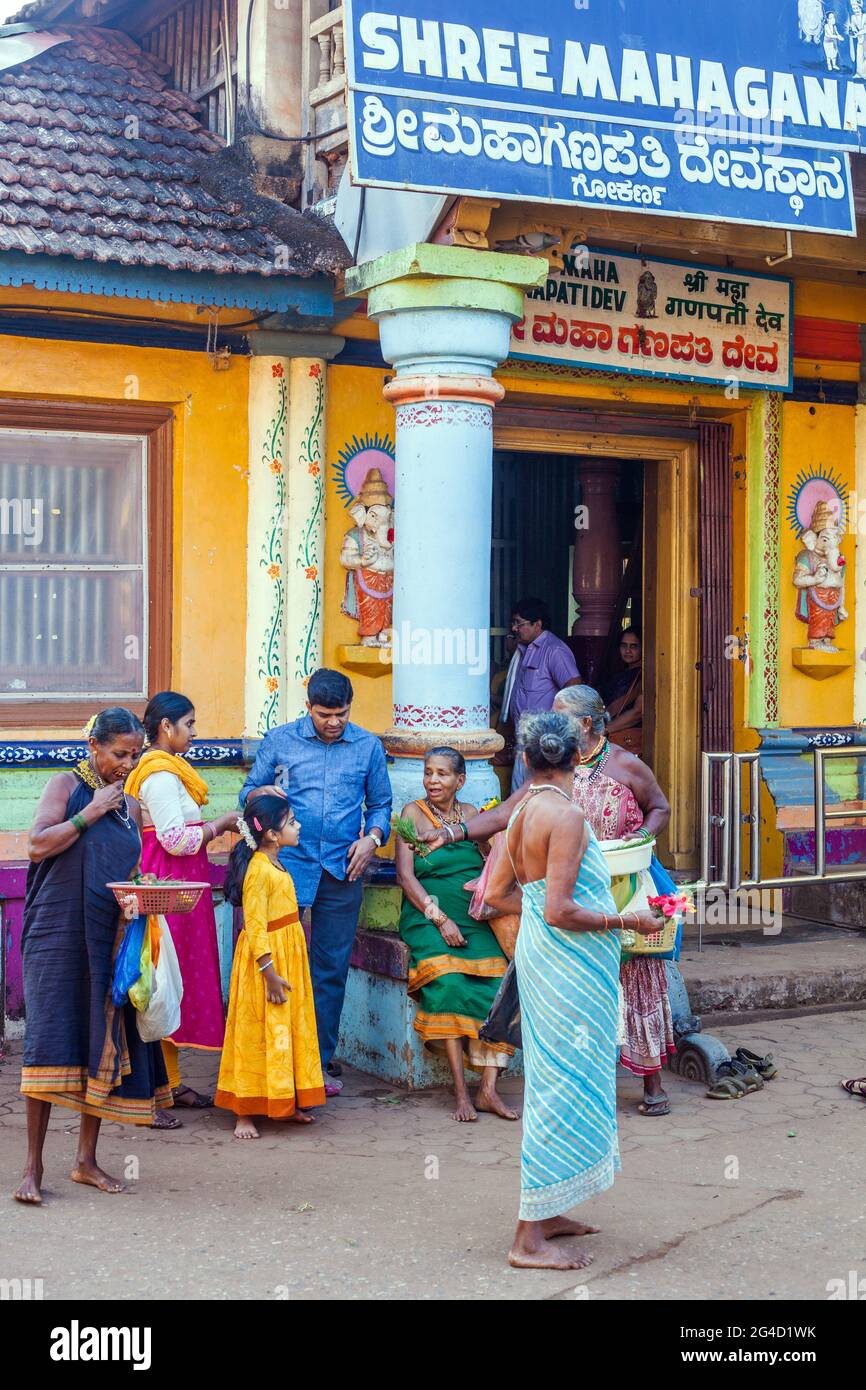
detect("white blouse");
top-left (137, 770), bottom-right (205, 857)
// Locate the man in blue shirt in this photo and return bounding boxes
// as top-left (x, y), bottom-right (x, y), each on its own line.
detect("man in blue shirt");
top-left (240, 669), bottom-right (392, 1088)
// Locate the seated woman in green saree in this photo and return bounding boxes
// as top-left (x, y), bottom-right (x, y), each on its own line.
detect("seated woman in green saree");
top-left (396, 748), bottom-right (518, 1123)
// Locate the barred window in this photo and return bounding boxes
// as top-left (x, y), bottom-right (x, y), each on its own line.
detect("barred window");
top-left (0, 402), bottom-right (172, 728)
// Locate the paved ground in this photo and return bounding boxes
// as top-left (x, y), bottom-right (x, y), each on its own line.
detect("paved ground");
top-left (1, 1010), bottom-right (865, 1302)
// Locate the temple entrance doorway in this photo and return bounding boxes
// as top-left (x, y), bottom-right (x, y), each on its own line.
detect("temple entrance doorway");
top-left (490, 416), bottom-right (710, 872)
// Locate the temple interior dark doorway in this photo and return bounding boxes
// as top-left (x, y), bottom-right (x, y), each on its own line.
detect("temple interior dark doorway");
top-left (490, 450), bottom-right (648, 789)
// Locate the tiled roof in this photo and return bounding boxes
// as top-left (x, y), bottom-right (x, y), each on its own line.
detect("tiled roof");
top-left (0, 25), bottom-right (348, 278)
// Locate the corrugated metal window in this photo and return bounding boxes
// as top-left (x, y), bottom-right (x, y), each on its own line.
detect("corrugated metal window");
top-left (0, 431), bottom-right (148, 700)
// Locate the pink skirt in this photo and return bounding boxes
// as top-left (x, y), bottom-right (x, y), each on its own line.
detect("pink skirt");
top-left (141, 826), bottom-right (225, 1051)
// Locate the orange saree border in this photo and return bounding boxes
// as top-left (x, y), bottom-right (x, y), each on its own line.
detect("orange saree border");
top-left (214, 1085), bottom-right (326, 1117)
top-left (407, 954), bottom-right (507, 993)
top-left (411, 1008), bottom-right (515, 1055)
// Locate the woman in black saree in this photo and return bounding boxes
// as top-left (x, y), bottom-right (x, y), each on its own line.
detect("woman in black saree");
top-left (14, 708), bottom-right (172, 1205)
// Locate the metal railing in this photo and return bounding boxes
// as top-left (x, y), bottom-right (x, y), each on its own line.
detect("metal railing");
top-left (701, 747), bottom-right (866, 891)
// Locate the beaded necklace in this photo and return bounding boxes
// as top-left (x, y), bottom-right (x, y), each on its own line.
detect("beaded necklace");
top-left (575, 737), bottom-right (610, 782)
top-left (424, 798), bottom-right (463, 826)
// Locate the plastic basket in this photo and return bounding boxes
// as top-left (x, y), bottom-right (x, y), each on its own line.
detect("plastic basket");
top-left (621, 914), bottom-right (679, 956)
top-left (107, 882), bottom-right (209, 916)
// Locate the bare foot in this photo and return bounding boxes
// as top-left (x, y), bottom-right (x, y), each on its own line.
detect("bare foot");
top-left (13, 1168), bottom-right (43, 1204)
top-left (290, 1111), bottom-right (315, 1124)
top-left (234, 1118), bottom-right (259, 1140)
top-left (508, 1237), bottom-right (594, 1271)
top-left (541, 1216), bottom-right (600, 1238)
top-left (452, 1094), bottom-right (478, 1122)
top-left (70, 1162), bottom-right (125, 1194)
top-left (476, 1089), bottom-right (520, 1121)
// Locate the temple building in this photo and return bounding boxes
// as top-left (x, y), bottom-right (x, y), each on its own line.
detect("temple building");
top-left (3, 1), bottom-right (866, 1079)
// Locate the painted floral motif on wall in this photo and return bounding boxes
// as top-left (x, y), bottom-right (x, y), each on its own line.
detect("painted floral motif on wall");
top-left (296, 364), bottom-right (325, 689)
top-left (256, 372), bottom-right (287, 733)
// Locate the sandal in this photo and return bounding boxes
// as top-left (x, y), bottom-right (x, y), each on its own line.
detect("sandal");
top-left (637, 1095), bottom-right (671, 1116)
top-left (735, 1047), bottom-right (778, 1080)
top-left (151, 1109), bottom-right (183, 1130)
top-left (841, 1076), bottom-right (866, 1100)
top-left (706, 1059), bottom-right (764, 1100)
top-left (706, 1074), bottom-right (748, 1100)
top-left (172, 1085), bottom-right (213, 1109)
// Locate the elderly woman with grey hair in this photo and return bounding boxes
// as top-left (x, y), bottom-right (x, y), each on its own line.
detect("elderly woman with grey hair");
top-left (432, 684), bottom-right (676, 1116)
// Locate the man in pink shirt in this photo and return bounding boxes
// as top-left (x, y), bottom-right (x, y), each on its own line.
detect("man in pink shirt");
top-left (506, 597), bottom-right (582, 790)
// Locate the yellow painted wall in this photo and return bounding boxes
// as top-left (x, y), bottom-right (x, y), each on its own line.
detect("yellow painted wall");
top-left (323, 363), bottom-right (395, 735)
top-left (778, 401), bottom-right (856, 729)
top-left (0, 323), bottom-right (249, 737)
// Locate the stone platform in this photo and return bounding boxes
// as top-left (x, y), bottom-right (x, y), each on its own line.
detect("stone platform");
top-left (680, 921), bottom-right (866, 1018)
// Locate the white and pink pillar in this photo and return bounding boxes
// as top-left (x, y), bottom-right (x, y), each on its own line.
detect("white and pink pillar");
top-left (347, 245), bottom-right (547, 807)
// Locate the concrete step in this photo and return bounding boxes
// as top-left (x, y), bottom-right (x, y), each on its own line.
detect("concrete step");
top-left (680, 922), bottom-right (866, 1015)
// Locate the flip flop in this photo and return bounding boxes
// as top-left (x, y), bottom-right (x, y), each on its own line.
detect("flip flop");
top-left (172, 1085), bottom-right (213, 1109)
top-left (841, 1076), bottom-right (866, 1099)
top-left (735, 1047), bottom-right (778, 1080)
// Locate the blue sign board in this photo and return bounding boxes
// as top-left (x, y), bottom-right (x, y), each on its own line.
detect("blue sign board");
top-left (344, 1), bottom-right (861, 232)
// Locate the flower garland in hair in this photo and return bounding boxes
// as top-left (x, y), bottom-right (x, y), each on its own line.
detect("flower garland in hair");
top-left (236, 814), bottom-right (258, 851)
top-left (74, 713), bottom-right (103, 789)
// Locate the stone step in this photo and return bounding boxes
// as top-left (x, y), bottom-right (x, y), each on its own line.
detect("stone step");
top-left (680, 923), bottom-right (866, 1015)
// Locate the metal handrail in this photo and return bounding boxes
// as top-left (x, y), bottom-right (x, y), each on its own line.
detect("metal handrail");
top-left (701, 746), bottom-right (866, 892)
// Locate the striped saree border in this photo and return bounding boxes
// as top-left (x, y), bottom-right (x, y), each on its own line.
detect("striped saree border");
top-left (412, 1008), bottom-right (515, 1055)
top-left (20, 1077), bottom-right (173, 1126)
top-left (407, 954), bottom-right (507, 993)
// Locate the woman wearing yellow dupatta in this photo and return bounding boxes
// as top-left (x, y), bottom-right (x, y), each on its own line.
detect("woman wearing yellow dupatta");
top-left (126, 692), bottom-right (239, 1127)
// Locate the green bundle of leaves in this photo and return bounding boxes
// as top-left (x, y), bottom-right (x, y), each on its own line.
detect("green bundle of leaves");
top-left (391, 814), bottom-right (430, 857)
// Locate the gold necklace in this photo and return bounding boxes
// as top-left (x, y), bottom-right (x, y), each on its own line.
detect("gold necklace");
top-left (578, 735), bottom-right (607, 766)
top-left (74, 757), bottom-right (105, 790)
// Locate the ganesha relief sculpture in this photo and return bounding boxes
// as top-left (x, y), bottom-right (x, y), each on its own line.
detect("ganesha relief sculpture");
top-left (792, 500), bottom-right (847, 652)
top-left (339, 467), bottom-right (394, 647)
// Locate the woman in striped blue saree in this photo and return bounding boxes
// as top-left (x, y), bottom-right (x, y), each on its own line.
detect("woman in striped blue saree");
top-left (486, 711), bottom-right (658, 1271)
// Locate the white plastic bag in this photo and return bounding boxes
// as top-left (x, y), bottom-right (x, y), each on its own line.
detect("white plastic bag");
top-left (136, 917), bottom-right (183, 1043)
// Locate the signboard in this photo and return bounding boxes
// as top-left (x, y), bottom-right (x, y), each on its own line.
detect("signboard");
top-left (509, 248), bottom-right (794, 392)
top-left (344, 2), bottom-right (860, 232)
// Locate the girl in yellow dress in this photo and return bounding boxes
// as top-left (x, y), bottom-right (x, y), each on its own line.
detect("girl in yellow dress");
top-left (216, 794), bottom-right (326, 1139)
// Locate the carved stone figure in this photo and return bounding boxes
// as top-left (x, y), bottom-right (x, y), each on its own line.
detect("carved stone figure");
top-left (339, 467), bottom-right (394, 647)
top-left (793, 500), bottom-right (848, 651)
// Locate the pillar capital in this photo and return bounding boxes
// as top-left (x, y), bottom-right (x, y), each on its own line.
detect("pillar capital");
top-left (345, 241), bottom-right (547, 309)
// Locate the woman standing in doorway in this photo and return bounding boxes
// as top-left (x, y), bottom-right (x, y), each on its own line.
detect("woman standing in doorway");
top-left (125, 692), bottom-right (240, 1126)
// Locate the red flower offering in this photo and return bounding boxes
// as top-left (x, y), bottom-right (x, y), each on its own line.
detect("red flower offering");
top-left (647, 892), bottom-right (693, 919)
